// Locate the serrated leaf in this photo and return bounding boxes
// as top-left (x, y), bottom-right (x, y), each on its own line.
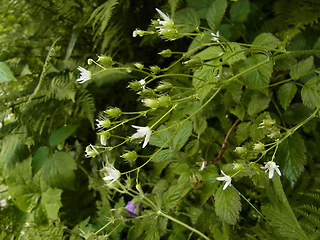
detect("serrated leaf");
top-left (252, 33), bottom-right (280, 49)
top-left (206, 0), bottom-right (228, 31)
top-left (185, 139), bottom-right (200, 156)
top-left (215, 186), bottom-right (241, 225)
top-left (32, 146), bottom-right (50, 175)
top-left (162, 183), bottom-right (185, 210)
top-left (247, 92), bottom-right (271, 116)
top-left (173, 121), bottom-right (193, 150)
top-left (290, 56), bottom-right (314, 80)
top-left (276, 133), bottom-right (306, 182)
top-left (152, 149), bottom-right (175, 162)
top-left (236, 122), bottom-right (252, 144)
top-left (149, 125), bottom-right (170, 148)
top-left (230, 0), bottom-right (250, 23)
top-left (41, 188), bottom-right (62, 220)
top-left (200, 165), bottom-right (219, 204)
top-left (192, 115), bottom-right (207, 135)
top-left (0, 62), bottom-right (16, 82)
top-left (169, 0), bottom-right (181, 14)
top-left (40, 151), bottom-right (77, 189)
top-left (277, 83), bottom-right (297, 109)
top-left (240, 54), bottom-right (273, 90)
top-left (301, 76), bottom-right (320, 109)
top-left (222, 42), bottom-right (246, 65)
top-left (194, 46), bottom-right (224, 61)
top-left (49, 125), bottom-right (78, 147)
top-left (174, 8), bottom-right (200, 33)
top-left (144, 229), bottom-right (160, 240)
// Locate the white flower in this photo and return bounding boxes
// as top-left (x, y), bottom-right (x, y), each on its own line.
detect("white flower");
top-left (131, 125), bottom-right (152, 148)
top-left (154, 8), bottom-right (178, 40)
top-left (139, 79), bottom-right (146, 90)
top-left (261, 161), bottom-right (281, 179)
top-left (0, 199), bottom-right (7, 208)
top-left (200, 161), bottom-right (206, 171)
top-left (76, 66), bottom-right (91, 84)
top-left (211, 31), bottom-right (220, 42)
top-left (102, 164), bottom-right (121, 186)
top-left (85, 144), bottom-right (99, 158)
top-left (156, 8), bottom-right (174, 27)
top-left (216, 170), bottom-right (232, 190)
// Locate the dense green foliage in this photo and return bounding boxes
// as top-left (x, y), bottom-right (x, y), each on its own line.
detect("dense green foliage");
top-left (1, 0), bottom-right (320, 239)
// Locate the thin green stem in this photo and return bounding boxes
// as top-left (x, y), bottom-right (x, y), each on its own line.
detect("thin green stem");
top-left (150, 104), bottom-right (177, 129)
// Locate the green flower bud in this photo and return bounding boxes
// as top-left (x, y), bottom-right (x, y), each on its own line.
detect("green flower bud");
top-left (87, 58), bottom-right (94, 65)
top-left (140, 89), bottom-right (156, 98)
top-left (129, 81), bottom-right (142, 91)
top-left (136, 183), bottom-right (143, 193)
top-left (96, 117), bottom-right (111, 129)
top-left (134, 63), bottom-right (144, 70)
top-left (157, 95), bottom-right (171, 107)
top-left (104, 107), bottom-right (122, 118)
top-left (182, 57), bottom-right (203, 69)
top-left (121, 150), bottom-right (138, 161)
top-left (156, 82), bottom-right (172, 92)
top-left (98, 55), bottom-right (113, 66)
top-left (234, 146), bottom-right (247, 155)
top-left (142, 98), bottom-right (159, 109)
top-left (133, 29), bottom-right (145, 37)
top-left (159, 49), bottom-right (172, 58)
top-left (253, 142), bottom-right (265, 152)
top-left (259, 119), bottom-right (276, 128)
top-left (99, 131), bottom-right (111, 146)
top-left (150, 65), bottom-right (161, 74)
top-left (267, 130), bottom-right (281, 139)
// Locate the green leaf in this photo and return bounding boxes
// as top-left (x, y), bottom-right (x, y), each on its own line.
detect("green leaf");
top-left (236, 122), bottom-right (252, 144)
top-left (277, 83), bottom-right (297, 109)
top-left (276, 133), bottom-right (306, 182)
top-left (252, 33), bottom-right (280, 49)
top-left (144, 228), bottom-right (160, 240)
top-left (162, 182), bottom-right (185, 211)
top-left (240, 54), bottom-right (273, 90)
top-left (215, 186), bottom-right (241, 225)
top-left (8, 157), bottom-right (41, 212)
top-left (0, 62), bottom-right (16, 82)
top-left (222, 42), bottom-right (246, 65)
top-left (185, 139), bottom-right (200, 156)
top-left (172, 121), bottom-right (193, 151)
top-left (200, 165), bottom-right (219, 205)
top-left (40, 151), bottom-right (77, 189)
top-left (169, 0), bottom-right (181, 14)
top-left (174, 8), bottom-right (200, 32)
top-left (290, 56), bottom-right (314, 80)
top-left (149, 125), bottom-right (170, 148)
top-left (32, 146), bottom-right (50, 175)
top-left (192, 115), bottom-right (207, 135)
top-left (152, 149), bottom-right (175, 163)
top-left (206, 0), bottom-right (228, 31)
top-left (301, 76), bottom-right (320, 109)
top-left (41, 188), bottom-right (63, 220)
top-left (49, 125), bottom-right (78, 147)
top-left (230, 0), bottom-right (250, 23)
top-left (247, 92), bottom-right (271, 116)
top-left (194, 46), bottom-right (224, 61)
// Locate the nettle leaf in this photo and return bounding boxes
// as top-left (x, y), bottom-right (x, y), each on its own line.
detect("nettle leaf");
top-left (301, 76), bottom-right (320, 109)
top-left (185, 139), bottom-right (199, 157)
top-left (192, 114), bottom-right (207, 135)
top-left (206, 0), bottom-right (227, 31)
top-left (290, 56), bottom-right (314, 80)
top-left (247, 92), bottom-right (271, 117)
top-left (200, 165), bottom-right (219, 205)
top-left (41, 188), bottom-right (63, 220)
top-left (276, 133), bottom-right (306, 182)
top-left (149, 125), bottom-right (170, 148)
top-left (277, 83), bottom-right (297, 109)
top-left (162, 182), bottom-right (186, 211)
top-left (49, 125), bottom-right (78, 147)
top-left (174, 8), bottom-right (200, 33)
top-left (215, 186), bottom-right (241, 225)
top-left (236, 122), bottom-right (252, 144)
top-left (230, 0), bottom-right (250, 23)
top-left (32, 146), bottom-right (50, 175)
top-left (144, 228), bottom-right (160, 240)
top-left (40, 151), bottom-right (77, 189)
top-left (240, 54), bottom-right (273, 90)
top-left (152, 149), bottom-right (175, 163)
top-left (0, 62), bottom-right (16, 82)
top-left (252, 33), bottom-right (280, 49)
top-left (172, 121), bottom-right (193, 151)
top-left (8, 157), bottom-right (41, 212)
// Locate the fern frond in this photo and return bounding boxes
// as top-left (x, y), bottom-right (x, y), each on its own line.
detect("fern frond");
top-left (88, 0), bottom-right (119, 38)
top-left (47, 76), bottom-right (76, 102)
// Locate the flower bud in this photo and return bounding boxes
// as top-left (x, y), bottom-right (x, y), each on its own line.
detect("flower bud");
top-left (129, 81), bottom-right (143, 91)
top-left (134, 63), bottom-right (144, 70)
top-left (121, 150), bottom-right (138, 161)
top-left (158, 49), bottom-right (172, 58)
top-left (157, 95), bottom-right (171, 107)
top-left (182, 57), bottom-right (203, 69)
top-left (136, 184), bottom-right (143, 194)
top-left (133, 29), bottom-right (145, 37)
top-left (98, 55), bottom-right (113, 66)
top-left (253, 142), bottom-right (265, 152)
top-left (142, 98), bottom-right (159, 109)
top-left (104, 107), bottom-right (122, 118)
top-left (96, 118), bottom-right (111, 129)
top-left (140, 89), bottom-right (156, 98)
top-left (234, 146), bottom-right (247, 155)
top-left (156, 82), bottom-right (172, 92)
top-left (150, 65), bottom-right (161, 74)
top-left (267, 130), bottom-right (281, 139)
top-left (99, 131), bottom-right (111, 146)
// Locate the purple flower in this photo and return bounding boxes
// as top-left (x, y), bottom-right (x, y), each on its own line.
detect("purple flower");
top-left (125, 200), bottom-right (142, 217)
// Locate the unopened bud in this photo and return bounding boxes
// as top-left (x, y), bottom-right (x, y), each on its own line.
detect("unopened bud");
top-left (157, 95), bottom-right (171, 107)
top-left (159, 49), bottom-right (172, 58)
top-left (142, 98), bottom-right (159, 109)
top-left (133, 29), bottom-right (145, 37)
top-left (234, 146), bottom-right (247, 155)
top-left (96, 118), bottom-right (111, 129)
top-left (104, 107), bottom-right (122, 118)
top-left (98, 55), bottom-right (113, 66)
top-left (140, 89), bottom-right (156, 98)
top-left (99, 131), bottom-right (111, 146)
top-left (253, 142), bottom-right (265, 152)
top-left (129, 81), bottom-right (143, 91)
top-left (134, 63), bottom-right (144, 70)
top-left (156, 82), bottom-right (172, 92)
top-left (121, 151), bottom-right (138, 161)
top-left (136, 184), bottom-right (143, 193)
top-left (182, 57), bottom-right (203, 69)
top-left (150, 65), bottom-right (161, 74)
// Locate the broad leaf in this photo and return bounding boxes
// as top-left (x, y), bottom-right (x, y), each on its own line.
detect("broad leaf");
top-left (215, 186), bottom-right (241, 225)
top-left (252, 33), bottom-right (280, 49)
top-left (0, 62), bottom-right (16, 82)
top-left (32, 146), bottom-right (50, 175)
top-left (276, 133), bottom-right (306, 182)
top-left (185, 139), bottom-right (199, 156)
top-left (236, 122), bottom-right (252, 144)
top-left (290, 56), bottom-right (314, 80)
top-left (230, 0), bottom-right (250, 23)
top-left (301, 76), bottom-right (320, 109)
top-left (49, 125), bottom-right (78, 147)
top-left (174, 8), bottom-right (200, 32)
top-left (277, 83), bottom-right (297, 109)
top-left (149, 125), bottom-right (170, 148)
top-left (194, 46), bottom-right (224, 61)
top-left (247, 92), bottom-right (271, 116)
top-left (152, 149), bottom-right (175, 163)
top-left (172, 120), bottom-right (193, 150)
top-left (162, 182), bottom-right (185, 210)
top-left (206, 0), bottom-right (227, 31)
top-left (41, 188), bottom-right (63, 220)
top-left (200, 165), bottom-right (219, 205)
